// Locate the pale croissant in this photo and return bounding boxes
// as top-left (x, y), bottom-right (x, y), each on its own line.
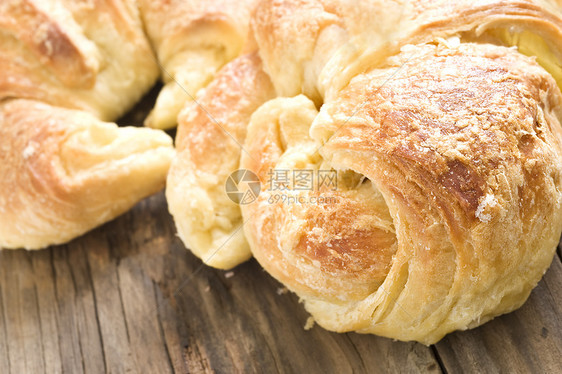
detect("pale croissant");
top-left (173, 0), bottom-right (562, 344)
top-left (139, 0), bottom-right (261, 130)
top-left (167, 52), bottom-right (275, 269)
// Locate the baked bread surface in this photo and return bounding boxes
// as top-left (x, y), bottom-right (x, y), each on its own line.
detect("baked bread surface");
top-left (0, 0), bottom-right (159, 120)
top-left (167, 52), bottom-right (276, 269)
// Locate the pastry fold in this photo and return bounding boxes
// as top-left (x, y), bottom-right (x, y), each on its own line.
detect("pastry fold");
top-left (242, 43), bottom-right (562, 344)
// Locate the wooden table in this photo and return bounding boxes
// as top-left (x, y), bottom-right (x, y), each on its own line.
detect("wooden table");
top-left (1, 89), bottom-right (561, 374)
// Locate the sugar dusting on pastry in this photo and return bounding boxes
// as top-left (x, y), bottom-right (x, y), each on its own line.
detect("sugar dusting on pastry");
top-left (22, 142), bottom-right (36, 160)
top-left (475, 193), bottom-right (498, 223)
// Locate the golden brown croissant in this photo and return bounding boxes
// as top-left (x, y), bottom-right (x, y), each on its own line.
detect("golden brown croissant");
top-left (139, 0), bottom-right (261, 129)
top-left (0, 0), bottom-right (159, 120)
top-left (175, 0), bottom-right (562, 343)
top-left (0, 99), bottom-right (174, 250)
top-left (0, 0), bottom-right (174, 249)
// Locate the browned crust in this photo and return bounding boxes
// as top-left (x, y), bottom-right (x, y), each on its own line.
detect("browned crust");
top-left (0, 0), bottom-right (98, 89)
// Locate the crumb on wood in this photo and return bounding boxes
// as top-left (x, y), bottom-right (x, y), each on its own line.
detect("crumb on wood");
top-left (304, 316), bottom-right (315, 330)
top-left (204, 285), bottom-right (211, 293)
top-left (276, 287), bottom-right (288, 295)
top-left (224, 271), bottom-right (234, 279)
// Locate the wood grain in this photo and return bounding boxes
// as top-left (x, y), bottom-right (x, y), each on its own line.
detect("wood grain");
top-left (0, 192), bottom-right (560, 373)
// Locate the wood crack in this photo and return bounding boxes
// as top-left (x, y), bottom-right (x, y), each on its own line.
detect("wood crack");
top-left (430, 345), bottom-right (448, 374)
top-left (33, 284), bottom-right (47, 373)
top-left (154, 280), bottom-right (175, 374)
top-left (0, 283), bottom-right (11, 374)
top-left (345, 335), bottom-right (367, 373)
top-left (115, 266), bottom-right (132, 345)
top-left (261, 335), bottom-right (282, 374)
top-left (49, 249), bottom-right (67, 374)
top-left (85, 247), bottom-right (108, 374)
top-left (67, 251), bottom-right (87, 374)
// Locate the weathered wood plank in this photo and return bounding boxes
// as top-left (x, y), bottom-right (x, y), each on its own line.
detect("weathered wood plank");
top-left (155, 281), bottom-right (190, 374)
top-left (105, 192), bottom-right (186, 373)
top-left (31, 250), bottom-right (62, 374)
top-left (434, 257), bottom-right (562, 374)
top-left (0, 190), bottom-right (560, 373)
top-left (2, 251), bottom-right (45, 373)
top-left (345, 334), bottom-right (441, 373)
top-left (118, 259), bottom-right (174, 373)
top-left (85, 234), bottom-right (140, 373)
top-left (0, 273), bottom-right (10, 374)
top-left (50, 247), bottom-right (83, 373)
top-left (65, 243), bottom-right (107, 373)
top-left (159, 239), bottom-right (440, 373)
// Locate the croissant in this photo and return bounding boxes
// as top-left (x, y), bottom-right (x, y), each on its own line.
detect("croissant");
top-left (0, 99), bottom-right (173, 249)
top-left (174, 0), bottom-right (562, 343)
top-left (139, 0), bottom-right (261, 129)
top-left (167, 52), bottom-right (275, 269)
top-left (0, 0), bottom-right (174, 249)
top-left (0, 0), bottom-right (159, 120)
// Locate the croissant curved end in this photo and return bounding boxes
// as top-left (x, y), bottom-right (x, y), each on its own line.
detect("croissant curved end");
top-left (0, 100), bottom-right (175, 250)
